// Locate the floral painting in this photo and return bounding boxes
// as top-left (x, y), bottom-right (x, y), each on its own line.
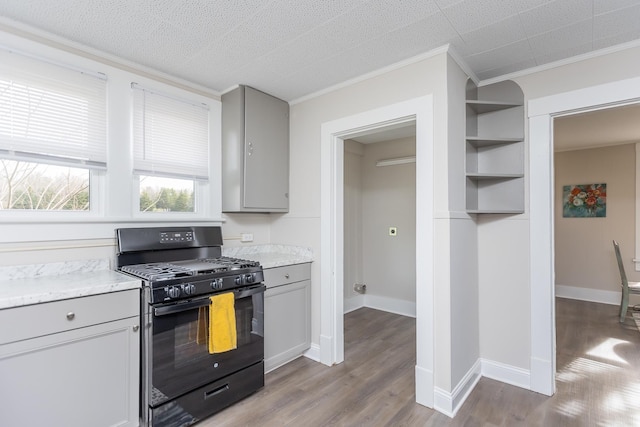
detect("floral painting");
top-left (562, 183), bottom-right (606, 218)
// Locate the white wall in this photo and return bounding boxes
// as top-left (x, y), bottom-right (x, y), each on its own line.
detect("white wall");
top-left (221, 213), bottom-right (273, 248)
top-left (361, 137), bottom-right (416, 304)
top-left (444, 54), bottom-right (481, 398)
top-left (343, 137), bottom-right (417, 313)
top-left (555, 144), bottom-right (640, 302)
top-left (344, 140), bottom-right (364, 301)
top-left (473, 45), bottom-right (640, 379)
top-left (272, 52), bottom-right (458, 393)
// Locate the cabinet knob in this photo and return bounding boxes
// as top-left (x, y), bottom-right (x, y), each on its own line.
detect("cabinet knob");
top-left (285, 274), bottom-right (290, 279)
top-left (133, 325), bottom-right (140, 332)
top-left (66, 312), bottom-right (75, 321)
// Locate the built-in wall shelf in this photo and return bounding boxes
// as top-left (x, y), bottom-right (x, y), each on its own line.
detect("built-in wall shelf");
top-left (466, 173), bottom-right (524, 179)
top-left (466, 136), bottom-right (523, 147)
top-left (467, 209), bottom-right (525, 214)
top-left (466, 100), bottom-right (522, 114)
top-left (465, 80), bottom-right (525, 214)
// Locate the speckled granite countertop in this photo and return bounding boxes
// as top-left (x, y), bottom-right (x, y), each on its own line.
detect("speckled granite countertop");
top-left (223, 244), bottom-right (314, 269)
top-left (0, 246), bottom-right (311, 309)
top-left (0, 259), bottom-right (141, 310)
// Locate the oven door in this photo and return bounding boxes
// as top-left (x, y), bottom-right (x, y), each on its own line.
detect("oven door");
top-left (148, 284), bottom-right (265, 407)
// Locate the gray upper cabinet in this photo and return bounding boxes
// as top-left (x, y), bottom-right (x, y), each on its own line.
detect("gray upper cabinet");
top-left (222, 85), bottom-right (289, 212)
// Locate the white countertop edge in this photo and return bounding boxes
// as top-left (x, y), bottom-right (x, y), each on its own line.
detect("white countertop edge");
top-left (0, 270), bottom-right (141, 310)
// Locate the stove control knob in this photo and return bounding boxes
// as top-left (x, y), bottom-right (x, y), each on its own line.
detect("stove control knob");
top-left (166, 286), bottom-right (181, 299)
top-left (245, 273), bottom-right (254, 283)
top-left (183, 283), bottom-right (196, 295)
top-left (211, 278), bottom-right (223, 290)
top-left (234, 276), bottom-right (242, 285)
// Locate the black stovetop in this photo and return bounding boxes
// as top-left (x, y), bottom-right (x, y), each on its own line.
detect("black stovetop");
top-left (121, 256), bottom-right (261, 282)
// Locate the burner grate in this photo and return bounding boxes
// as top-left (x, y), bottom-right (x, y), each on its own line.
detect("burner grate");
top-left (121, 256), bottom-right (260, 281)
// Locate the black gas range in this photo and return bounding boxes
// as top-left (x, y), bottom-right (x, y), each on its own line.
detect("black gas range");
top-left (116, 226), bottom-right (265, 427)
top-left (116, 226), bottom-right (264, 304)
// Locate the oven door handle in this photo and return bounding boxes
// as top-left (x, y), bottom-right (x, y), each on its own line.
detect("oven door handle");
top-left (153, 284), bottom-right (266, 316)
top-left (154, 298), bottom-right (211, 316)
top-left (234, 284), bottom-right (266, 299)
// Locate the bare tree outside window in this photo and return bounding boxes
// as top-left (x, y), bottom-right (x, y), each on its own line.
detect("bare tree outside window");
top-left (0, 160), bottom-right (89, 211)
top-left (139, 175), bottom-right (194, 213)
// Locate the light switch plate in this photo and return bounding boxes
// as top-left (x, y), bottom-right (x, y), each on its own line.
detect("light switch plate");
top-left (241, 233), bottom-right (254, 242)
top-left (389, 227), bottom-right (397, 236)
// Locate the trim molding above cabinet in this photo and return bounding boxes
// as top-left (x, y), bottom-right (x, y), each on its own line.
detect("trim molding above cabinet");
top-left (465, 79), bottom-right (524, 214)
top-left (222, 85), bottom-right (290, 213)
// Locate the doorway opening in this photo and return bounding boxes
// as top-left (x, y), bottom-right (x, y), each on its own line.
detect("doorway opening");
top-left (343, 127), bottom-right (416, 317)
top-left (319, 95), bottom-right (434, 407)
top-left (528, 75), bottom-right (640, 396)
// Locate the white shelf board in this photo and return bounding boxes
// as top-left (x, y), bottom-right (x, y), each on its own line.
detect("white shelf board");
top-left (466, 136), bottom-right (523, 147)
top-left (466, 173), bottom-right (524, 180)
top-left (466, 209), bottom-right (524, 214)
top-left (466, 100), bottom-right (522, 114)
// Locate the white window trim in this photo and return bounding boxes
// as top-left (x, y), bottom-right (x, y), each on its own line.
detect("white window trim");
top-left (636, 143), bottom-right (640, 271)
top-left (132, 175), bottom-right (210, 220)
top-left (0, 30), bottom-right (223, 243)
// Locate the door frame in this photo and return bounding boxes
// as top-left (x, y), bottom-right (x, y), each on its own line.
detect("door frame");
top-left (319, 95), bottom-right (435, 407)
top-left (528, 76), bottom-right (640, 395)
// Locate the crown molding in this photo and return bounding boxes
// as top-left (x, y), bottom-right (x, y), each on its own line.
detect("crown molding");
top-left (290, 45), bottom-right (451, 105)
top-left (0, 18), bottom-right (221, 100)
top-left (479, 38), bottom-right (640, 87)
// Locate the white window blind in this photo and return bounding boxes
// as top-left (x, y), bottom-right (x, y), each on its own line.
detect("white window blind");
top-left (0, 49), bottom-right (107, 169)
top-left (132, 84), bottom-right (209, 181)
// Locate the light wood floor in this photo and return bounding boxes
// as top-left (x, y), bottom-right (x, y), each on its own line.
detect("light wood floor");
top-left (201, 299), bottom-right (640, 426)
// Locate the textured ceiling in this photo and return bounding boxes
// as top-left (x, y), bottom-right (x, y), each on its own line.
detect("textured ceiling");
top-left (1, 0), bottom-right (640, 101)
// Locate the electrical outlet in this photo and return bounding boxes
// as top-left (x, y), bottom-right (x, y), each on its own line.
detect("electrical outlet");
top-left (241, 233), bottom-right (254, 242)
top-left (389, 227), bottom-right (397, 236)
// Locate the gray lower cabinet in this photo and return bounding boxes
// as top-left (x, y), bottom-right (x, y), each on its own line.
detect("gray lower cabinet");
top-left (0, 289), bottom-right (140, 427)
top-left (264, 263), bottom-right (311, 372)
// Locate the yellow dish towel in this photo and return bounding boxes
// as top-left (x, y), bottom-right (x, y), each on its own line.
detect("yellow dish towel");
top-left (196, 306), bottom-right (208, 345)
top-left (208, 292), bottom-right (237, 354)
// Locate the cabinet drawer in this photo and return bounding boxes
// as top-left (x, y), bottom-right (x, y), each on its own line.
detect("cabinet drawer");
top-left (0, 289), bottom-right (139, 345)
top-left (263, 263), bottom-right (311, 288)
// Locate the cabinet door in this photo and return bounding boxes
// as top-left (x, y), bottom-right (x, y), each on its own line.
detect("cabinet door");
top-left (0, 317), bottom-right (140, 427)
top-left (264, 280), bottom-right (311, 372)
top-left (243, 86), bottom-right (289, 210)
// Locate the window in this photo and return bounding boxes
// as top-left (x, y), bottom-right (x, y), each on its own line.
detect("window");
top-left (132, 84), bottom-right (209, 214)
top-left (139, 175), bottom-right (194, 213)
top-left (0, 48), bottom-right (106, 212)
top-left (0, 160), bottom-right (90, 210)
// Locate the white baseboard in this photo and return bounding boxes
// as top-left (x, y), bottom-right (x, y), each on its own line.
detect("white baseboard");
top-left (530, 356), bottom-right (554, 396)
top-left (434, 359), bottom-right (481, 418)
top-left (480, 359), bottom-right (530, 390)
top-left (318, 334), bottom-right (333, 366)
top-left (415, 364), bottom-right (434, 408)
top-left (344, 295), bottom-right (365, 313)
top-left (303, 343), bottom-right (320, 363)
top-left (344, 294), bottom-right (416, 318)
top-left (555, 284), bottom-right (620, 305)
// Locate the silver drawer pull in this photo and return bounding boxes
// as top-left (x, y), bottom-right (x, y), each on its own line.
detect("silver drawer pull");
top-left (66, 312), bottom-right (75, 321)
top-left (285, 274), bottom-right (290, 279)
